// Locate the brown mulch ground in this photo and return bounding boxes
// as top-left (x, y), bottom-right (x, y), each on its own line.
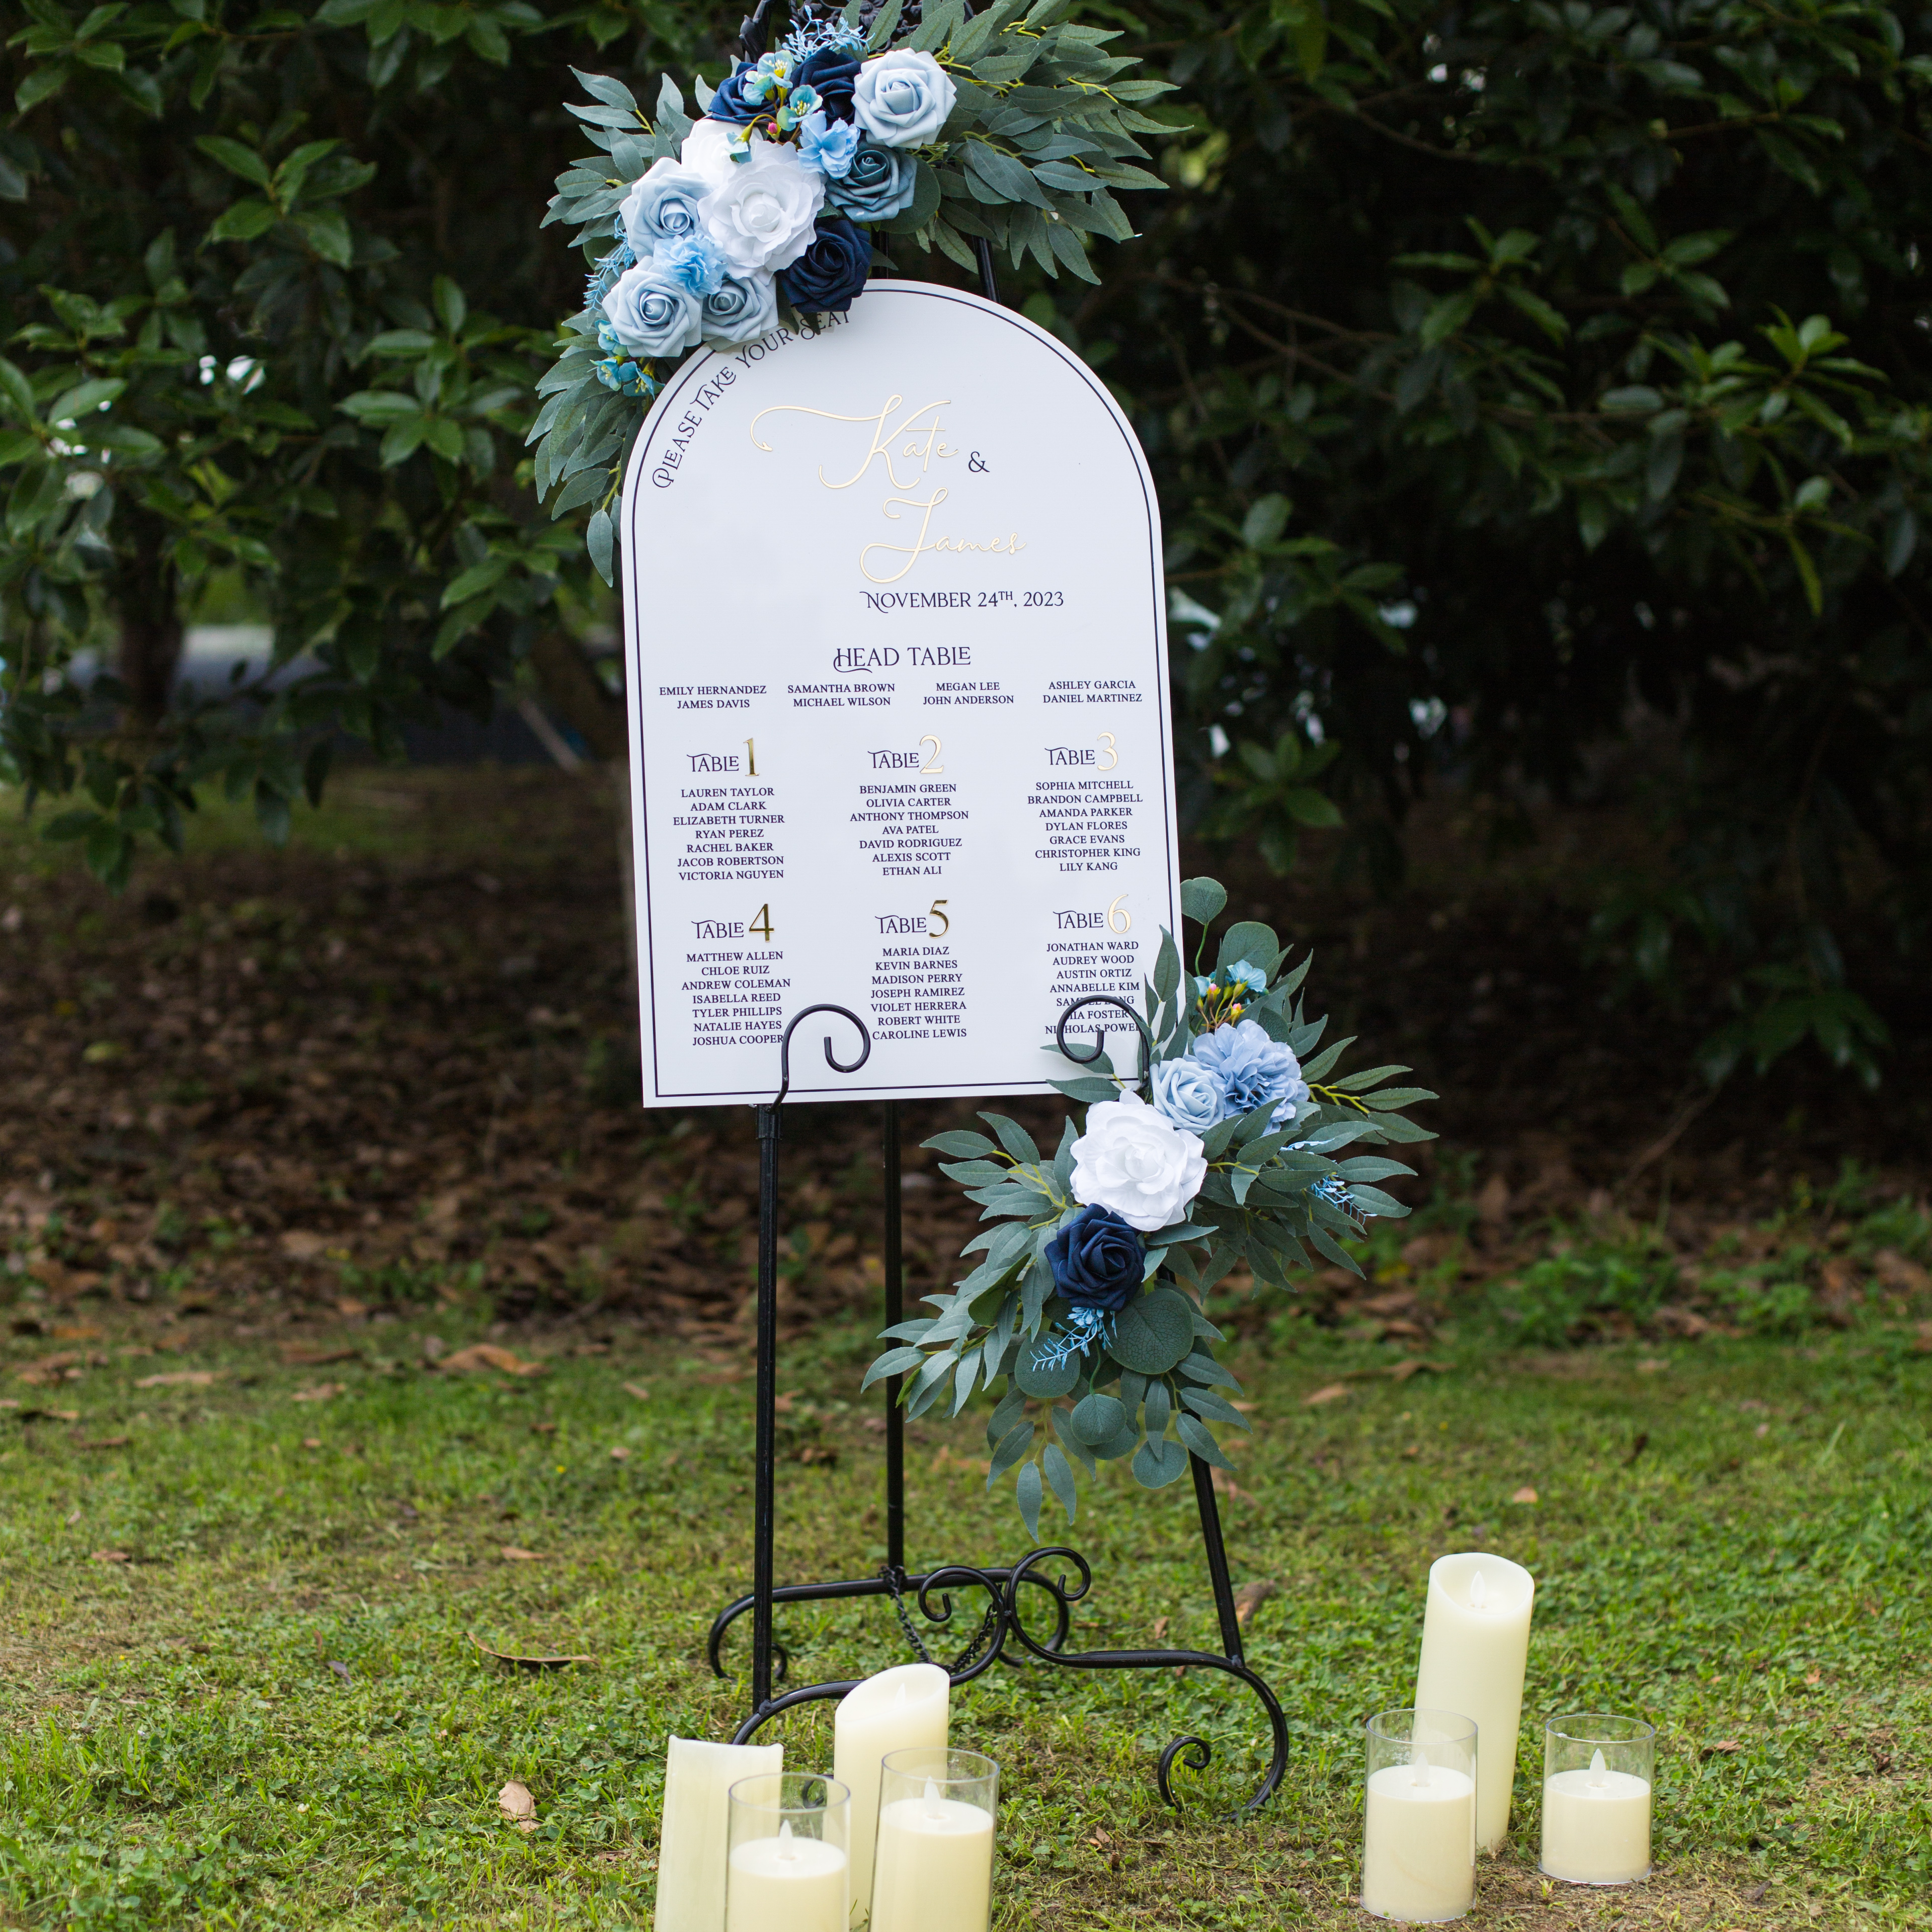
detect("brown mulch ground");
top-left (2, 766), bottom-right (1925, 1354)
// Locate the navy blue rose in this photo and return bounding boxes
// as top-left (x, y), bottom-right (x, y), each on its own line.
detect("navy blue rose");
top-left (795, 46), bottom-right (860, 122)
top-left (778, 214), bottom-right (871, 314)
top-left (706, 62), bottom-right (766, 125)
top-left (827, 139), bottom-right (917, 222)
top-left (1045, 1205), bottom-right (1145, 1313)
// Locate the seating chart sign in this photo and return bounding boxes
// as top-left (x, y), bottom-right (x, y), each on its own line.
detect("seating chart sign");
top-left (620, 281), bottom-right (1181, 1106)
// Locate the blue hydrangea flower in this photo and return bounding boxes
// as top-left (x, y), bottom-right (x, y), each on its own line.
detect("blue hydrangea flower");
top-left (654, 232), bottom-right (728, 298)
top-left (798, 110), bottom-right (862, 179)
top-left (1191, 1018), bottom-right (1310, 1125)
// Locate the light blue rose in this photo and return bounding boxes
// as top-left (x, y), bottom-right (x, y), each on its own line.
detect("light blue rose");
top-left (700, 266), bottom-right (778, 347)
top-left (1191, 1018), bottom-right (1309, 1125)
top-left (602, 262), bottom-right (702, 358)
top-left (1150, 1056), bottom-right (1228, 1135)
top-left (619, 160), bottom-right (710, 250)
top-left (654, 232), bottom-right (728, 297)
top-left (852, 48), bottom-right (956, 148)
top-left (799, 110), bottom-right (861, 179)
top-left (827, 138), bottom-right (916, 220)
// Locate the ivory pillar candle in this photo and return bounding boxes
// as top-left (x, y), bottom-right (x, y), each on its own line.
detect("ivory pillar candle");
top-left (725, 1827), bottom-right (849, 1932)
top-left (1361, 1710), bottom-right (1477, 1924)
top-left (655, 1737), bottom-right (783, 1932)
top-left (1412, 1551), bottom-right (1535, 1849)
top-left (868, 1748), bottom-right (999, 1932)
top-left (832, 1663), bottom-right (949, 1925)
top-left (1541, 1715), bottom-right (1655, 1886)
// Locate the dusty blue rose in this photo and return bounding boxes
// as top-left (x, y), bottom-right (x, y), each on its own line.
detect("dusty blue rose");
top-left (827, 138), bottom-right (916, 221)
top-left (602, 262), bottom-right (702, 357)
top-left (852, 49), bottom-right (956, 148)
top-left (1150, 1056), bottom-right (1229, 1135)
top-left (619, 161), bottom-right (709, 250)
top-left (1191, 1018), bottom-right (1309, 1125)
top-left (700, 266), bottom-right (777, 347)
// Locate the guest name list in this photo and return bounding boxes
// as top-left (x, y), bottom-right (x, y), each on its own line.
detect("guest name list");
top-left (621, 283), bottom-right (1181, 1105)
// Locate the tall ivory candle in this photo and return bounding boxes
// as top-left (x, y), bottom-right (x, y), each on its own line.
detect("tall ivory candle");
top-left (1541, 1750), bottom-right (1651, 1884)
top-left (832, 1664), bottom-right (950, 1926)
top-left (655, 1737), bottom-right (783, 1932)
top-left (1412, 1552), bottom-right (1535, 1849)
top-left (725, 1823), bottom-right (849, 1932)
top-left (1361, 1758), bottom-right (1476, 1922)
top-left (870, 1786), bottom-right (995, 1932)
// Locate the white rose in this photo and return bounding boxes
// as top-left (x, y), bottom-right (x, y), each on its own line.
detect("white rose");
top-left (696, 136), bottom-right (825, 273)
top-left (1070, 1090), bottom-right (1206, 1232)
top-left (679, 116), bottom-right (744, 189)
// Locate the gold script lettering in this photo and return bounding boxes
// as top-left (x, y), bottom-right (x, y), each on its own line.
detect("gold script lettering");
top-left (750, 395), bottom-right (954, 492)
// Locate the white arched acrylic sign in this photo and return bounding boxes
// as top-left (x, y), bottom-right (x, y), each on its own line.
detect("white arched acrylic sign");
top-left (620, 280), bottom-right (1180, 1105)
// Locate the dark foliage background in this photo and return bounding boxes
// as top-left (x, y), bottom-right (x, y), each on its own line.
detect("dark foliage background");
top-left (3, 0), bottom-right (1929, 1091)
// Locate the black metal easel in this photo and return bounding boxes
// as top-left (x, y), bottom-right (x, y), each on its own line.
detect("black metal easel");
top-left (705, 1), bottom-right (1286, 1805)
top-left (708, 1000), bottom-right (1289, 1811)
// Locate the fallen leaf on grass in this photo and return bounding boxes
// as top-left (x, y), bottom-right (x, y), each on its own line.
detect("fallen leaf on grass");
top-left (609, 1444), bottom-right (631, 1461)
top-left (134, 1371), bottom-right (222, 1389)
top-left (1511, 1486), bottom-right (1539, 1504)
top-left (1702, 1739), bottom-right (1742, 1758)
top-left (1624, 1431), bottom-right (1650, 1466)
top-left (300, 1438), bottom-right (322, 1450)
top-left (1233, 1579), bottom-right (1279, 1629)
top-left (441, 1344), bottom-right (544, 1378)
top-left (499, 1780), bottom-right (537, 1829)
top-left (529, 1421), bottom-right (558, 1435)
top-left (468, 1633), bottom-right (595, 1671)
top-left (1388, 1360), bottom-right (1450, 1383)
top-left (91, 1550), bottom-right (130, 1564)
top-left (51, 1323), bottom-right (103, 1341)
top-left (280, 1345), bottom-right (360, 1369)
top-left (76, 1436), bottom-right (130, 1450)
top-left (0, 1399), bottom-right (18, 1411)
top-left (1303, 1384), bottom-right (1351, 1406)
top-left (1636, 1357), bottom-right (1667, 1374)
top-left (501, 1547), bottom-right (547, 1562)
top-left (1804, 1670), bottom-right (1821, 1686)
top-left (291, 1384), bottom-right (343, 1403)
top-left (329, 1660), bottom-right (353, 1682)
top-left (1151, 1616), bottom-right (1169, 1642)
top-left (622, 1382), bottom-right (650, 1401)
top-left (18, 1407), bottom-right (80, 1423)
top-left (279, 1231), bottom-right (330, 1261)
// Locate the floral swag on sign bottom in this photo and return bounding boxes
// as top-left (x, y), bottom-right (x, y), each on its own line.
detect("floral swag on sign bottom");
top-left (864, 876), bottom-right (1436, 1532)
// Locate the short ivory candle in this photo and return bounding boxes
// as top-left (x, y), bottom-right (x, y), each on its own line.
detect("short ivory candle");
top-left (832, 1663), bottom-right (949, 1925)
top-left (726, 1824), bottom-right (848, 1932)
top-left (1362, 1711), bottom-right (1476, 1925)
top-left (1412, 1552), bottom-right (1536, 1849)
top-left (655, 1738), bottom-right (783, 1932)
top-left (1542, 1750), bottom-right (1652, 1885)
top-left (869, 1751), bottom-right (999, 1932)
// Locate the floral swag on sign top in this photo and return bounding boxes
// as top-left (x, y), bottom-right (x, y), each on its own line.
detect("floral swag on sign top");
top-left (863, 877), bottom-right (1435, 1533)
top-left (530, 0), bottom-right (1177, 587)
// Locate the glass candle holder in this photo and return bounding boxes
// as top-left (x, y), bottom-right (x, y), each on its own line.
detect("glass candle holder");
top-left (1540, 1713), bottom-right (1654, 1885)
top-left (1361, 1708), bottom-right (1477, 1924)
top-left (868, 1746), bottom-right (999, 1932)
top-left (726, 1772), bottom-right (851, 1932)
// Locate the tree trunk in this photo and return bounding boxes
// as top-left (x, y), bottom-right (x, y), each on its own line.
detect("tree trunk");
top-left (114, 520), bottom-right (182, 723)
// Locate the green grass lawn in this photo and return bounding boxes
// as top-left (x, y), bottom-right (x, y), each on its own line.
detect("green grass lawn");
top-left (2, 1300), bottom-right (1925, 1930)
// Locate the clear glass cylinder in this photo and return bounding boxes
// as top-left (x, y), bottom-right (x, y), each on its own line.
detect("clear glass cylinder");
top-left (1361, 1708), bottom-right (1477, 1923)
top-left (1540, 1713), bottom-right (1654, 1886)
top-left (725, 1772), bottom-right (851, 1932)
top-left (868, 1746), bottom-right (999, 1932)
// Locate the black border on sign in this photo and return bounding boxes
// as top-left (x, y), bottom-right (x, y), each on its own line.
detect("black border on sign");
top-left (619, 281), bottom-right (1178, 1103)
